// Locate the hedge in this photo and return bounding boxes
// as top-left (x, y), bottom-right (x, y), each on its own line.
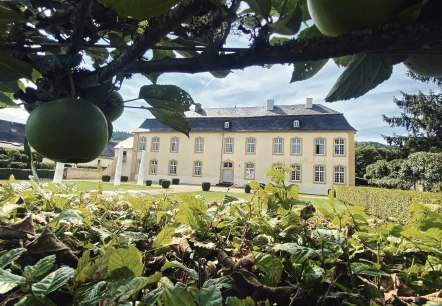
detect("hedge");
top-left (335, 186), bottom-right (442, 223)
top-left (0, 168), bottom-right (55, 180)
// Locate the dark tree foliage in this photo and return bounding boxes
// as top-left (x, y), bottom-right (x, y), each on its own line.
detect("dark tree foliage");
top-left (355, 144), bottom-right (398, 178)
top-left (382, 77), bottom-right (442, 155)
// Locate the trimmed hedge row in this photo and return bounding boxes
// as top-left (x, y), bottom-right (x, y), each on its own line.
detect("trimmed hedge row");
top-left (0, 168), bottom-right (55, 180)
top-left (335, 186), bottom-right (442, 223)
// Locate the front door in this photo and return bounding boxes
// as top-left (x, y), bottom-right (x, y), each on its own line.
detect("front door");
top-left (222, 161), bottom-right (233, 183)
top-left (223, 169), bottom-right (233, 183)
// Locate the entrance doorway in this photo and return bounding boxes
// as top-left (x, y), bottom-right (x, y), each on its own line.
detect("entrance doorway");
top-left (222, 161), bottom-right (234, 183)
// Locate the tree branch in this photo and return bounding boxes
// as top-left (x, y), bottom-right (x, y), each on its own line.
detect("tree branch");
top-left (124, 22), bottom-right (442, 75)
top-left (67, 0), bottom-right (93, 54)
top-left (77, 0), bottom-right (206, 88)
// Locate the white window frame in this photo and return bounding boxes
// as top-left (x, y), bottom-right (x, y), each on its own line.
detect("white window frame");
top-left (246, 137), bottom-right (256, 154)
top-left (334, 139), bottom-right (345, 156)
top-left (194, 161), bottom-right (202, 176)
top-left (139, 136), bottom-right (147, 151)
top-left (149, 160), bottom-right (158, 175)
top-left (170, 137), bottom-right (179, 153)
top-left (273, 137), bottom-right (283, 155)
top-left (291, 138), bottom-right (301, 155)
top-left (169, 160), bottom-right (177, 175)
top-left (334, 166), bottom-right (345, 184)
top-left (151, 137), bottom-right (159, 152)
top-left (315, 138), bottom-right (325, 155)
top-left (195, 137), bottom-right (204, 153)
top-left (314, 165), bottom-right (325, 183)
top-left (293, 120), bottom-right (300, 128)
top-left (225, 137), bottom-right (234, 153)
top-left (290, 164), bottom-right (301, 182)
top-left (245, 163), bottom-right (255, 179)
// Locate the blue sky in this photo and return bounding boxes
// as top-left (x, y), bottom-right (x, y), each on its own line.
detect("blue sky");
top-left (0, 56), bottom-right (437, 143)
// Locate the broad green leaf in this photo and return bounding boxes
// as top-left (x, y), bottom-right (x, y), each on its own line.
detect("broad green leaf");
top-left (97, 0), bottom-right (180, 19)
top-left (0, 268), bottom-right (26, 294)
top-left (202, 276), bottom-right (233, 290)
top-left (0, 52), bottom-right (34, 82)
top-left (75, 281), bottom-right (108, 306)
top-left (226, 296), bottom-right (256, 306)
top-left (149, 108), bottom-right (191, 136)
top-left (75, 251), bottom-right (97, 283)
top-left (0, 91), bottom-right (16, 107)
top-left (351, 263), bottom-right (389, 277)
top-left (16, 294), bottom-right (57, 306)
top-left (163, 282), bottom-right (195, 306)
top-left (197, 285), bottom-right (222, 306)
top-left (245, 0), bottom-right (271, 18)
top-left (114, 275), bottom-right (160, 302)
top-left (139, 84), bottom-right (193, 112)
top-left (152, 226), bottom-right (175, 248)
top-left (108, 245), bottom-right (143, 277)
top-left (269, 36), bottom-right (289, 45)
top-left (290, 59), bottom-right (328, 82)
top-left (255, 252), bottom-right (283, 286)
top-left (0, 4), bottom-right (23, 22)
top-left (54, 209), bottom-right (83, 224)
top-left (222, 194), bottom-right (240, 205)
top-left (0, 80), bottom-right (22, 92)
top-left (269, 6), bottom-right (302, 35)
top-left (31, 266), bottom-right (75, 296)
top-left (325, 54), bottom-right (393, 102)
top-left (0, 248), bottom-right (26, 268)
top-left (302, 265), bottom-right (324, 286)
top-left (161, 260), bottom-right (198, 280)
top-left (23, 255), bottom-right (56, 280)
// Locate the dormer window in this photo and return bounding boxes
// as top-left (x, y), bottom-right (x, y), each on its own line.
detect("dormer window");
top-left (293, 120), bottom-right (300, 128)
top-left (224, 121), bottom-right (230, 129)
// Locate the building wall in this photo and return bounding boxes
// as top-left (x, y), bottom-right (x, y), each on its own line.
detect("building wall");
top-left (127, 130), bottom-right (356, 195)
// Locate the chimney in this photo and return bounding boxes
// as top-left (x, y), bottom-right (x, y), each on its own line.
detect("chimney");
top-left (305, 97), bottom-right (313, 109)
top-left (266, 99), bottom-right (274, 111)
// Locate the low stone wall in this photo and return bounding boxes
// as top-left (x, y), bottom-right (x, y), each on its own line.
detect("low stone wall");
top-left (65, 168), bottom-right (102, 180)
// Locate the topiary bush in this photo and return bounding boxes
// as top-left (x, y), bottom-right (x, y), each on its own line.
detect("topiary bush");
top-left (159, 179), bottom-right (164, 185)
top-left (172, 178), bottom-right (180, 185)
top-left (102, 175), bottom-right (111, 182)
top-left (9, 162), bottom-right (28, 169)
top-left (0, 168), bottom-right (54, 180)
top-left (161, 180), bottom-right (171, 188)
top-left (244, 184), bottom-right (251, 193)
top-left (121, 176), bottom-right (128, 182)
top-left (202, 182), bottom-right (211, 191)
top-left (145, 180), bottom-right (152, 186)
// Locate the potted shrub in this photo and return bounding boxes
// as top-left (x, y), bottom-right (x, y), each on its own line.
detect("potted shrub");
top-left (244, 184), bottom-right (251, 193)
top-left (172, 178), bottom-right (180, 185)
top-left (145, 180), bottom-right (152, 186)
top-left (102, 175), bottom-right (111, 182)
top-left (202, 182), bottom-right (211, 191)
top-left (121, 176), bottom-right (128, 182)
top-left (161, 180), bottom-right (171, 188)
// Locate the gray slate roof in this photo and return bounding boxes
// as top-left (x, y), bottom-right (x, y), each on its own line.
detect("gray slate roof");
top-left (139, 104), bottom-right (356, 132)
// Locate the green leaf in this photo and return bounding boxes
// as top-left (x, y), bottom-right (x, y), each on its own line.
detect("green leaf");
top-left (0, 80), bottom-right (22, 93)
top-left (23, 255), bottom-right (56, 280)
top-left (75, 281), bottom-right (108, 306)
top-left (108, 245), bottom-right (144, 277)
top-left (0, 248), bottom-right (26, 268)
top-left (269, 6), bottom-right (302, 35)
top-left (97, 0), bottom-right (180, 19)
top-left (114, 275), bottom-right (160, 302)
top-left (255, 252), bottom-right (283, 286)
top-left (0, 4), bottom-right (23, 22)
top-left (197, 285), bottom-right (222, 306)
top-left (149, 108), bottom-right (191, 136)
top-left (16, 294), bottom-right (57, 306)
top-left (31, 266), bottom-right (74, 296)
top-left (302, 265), bottom-right (324, 286)
top-left (325, 54), bottom-right (393, 102)
top-left (163, 282), bottom-right (195, 306)
top-left (152, 226), bottom-right (175, 248)
top-left (0, 268), bottom-right (26, 294)
top-left (226, 296), bottom-right (256, 306)
top-left (0, 91), bottom-right (16, 107)
top-left (139, 84), bottom-right (193, 112)
top-left (0, 52), bottom-right (35, 82)
top-left (161, 260), bottom-right (198, 280)
top-left (290, 59), bottom-right (328, 82)
top-left (245, 0), bottom-right (271, 19)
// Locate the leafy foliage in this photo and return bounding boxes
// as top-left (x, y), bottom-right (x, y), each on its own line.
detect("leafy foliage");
top-left (0, 171), bottom-right (441, 305)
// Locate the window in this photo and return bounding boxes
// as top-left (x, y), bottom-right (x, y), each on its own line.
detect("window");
top-left (314, 165), bottom-right (325, 183)
top-left (291, 164), bottom-right (301, 182)
top-left (170, 137), bottom-right (179, 153)
top-left (225, 137), bottom-right (234, 153)
top-left (224, 162), bottom-right (233, 168)
top-left (149, 160), bottom-right (158, 175)
top-left (139, 136), bottom-right (147, 150)
top-left (273, 137), bottom-right (283, 154)
top-left (334, 139), bottom-right (345, 156)
top-left (334, 166), bottom-right (345, 184)
top-left (194, 161), bottom-right (202, 176)
top-left (195, 137), bottom-right (204, 153)
top-left (245, 163), bottom-right (255, 179)
top-left (151, 137), bottom-right (159, 152)
top-left (273, 163), bottom-right (283, 172)
top-left (224, 121), bottom-right (230, 129)
top-left (169, 160), bottom-right (177, 175)
top-left (246, 137), bottom-right (256, 154)
top-left (315, 138), bottom-right (325, 155)
top-left (293, 120), bottom-right (300, 128)
top-left (291, 138), bottom-right (302, 155)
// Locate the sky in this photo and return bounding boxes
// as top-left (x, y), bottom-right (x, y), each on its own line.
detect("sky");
top-left (0, 47), bottom-right (438, 144)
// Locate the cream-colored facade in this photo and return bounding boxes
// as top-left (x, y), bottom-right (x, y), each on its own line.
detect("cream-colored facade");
top-left (118, 102), bottom-right (356, 195)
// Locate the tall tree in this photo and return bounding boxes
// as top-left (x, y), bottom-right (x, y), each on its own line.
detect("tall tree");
top-left (382, 77), bottom-right (442, 155)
